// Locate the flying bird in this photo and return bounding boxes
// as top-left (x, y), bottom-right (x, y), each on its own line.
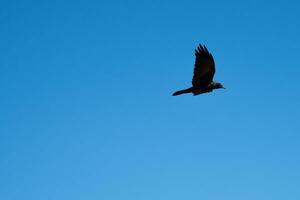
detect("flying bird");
top-left (173, 44), bottom-right (225, 96)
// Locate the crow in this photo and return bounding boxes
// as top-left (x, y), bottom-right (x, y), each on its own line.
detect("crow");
top-left (173, 44), bottom-right (225, 96)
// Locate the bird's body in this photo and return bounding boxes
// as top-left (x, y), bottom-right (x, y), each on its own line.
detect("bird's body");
top-left (173, 44), bottom-right (225, 96)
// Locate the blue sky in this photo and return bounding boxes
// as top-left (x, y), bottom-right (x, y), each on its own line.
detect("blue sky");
top-left (1, 0), bottom-right (300, 199)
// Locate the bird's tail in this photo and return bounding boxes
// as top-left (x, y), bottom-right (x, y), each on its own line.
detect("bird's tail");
top-left (172, 88), bottom-right (193, 96)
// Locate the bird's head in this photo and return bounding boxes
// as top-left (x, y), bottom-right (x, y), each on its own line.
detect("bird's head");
top-left (213, 82), bottom-right (225, 89)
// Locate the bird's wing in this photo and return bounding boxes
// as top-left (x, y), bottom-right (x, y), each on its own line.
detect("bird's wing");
top-left (192, 44), bottom-right (215, 87)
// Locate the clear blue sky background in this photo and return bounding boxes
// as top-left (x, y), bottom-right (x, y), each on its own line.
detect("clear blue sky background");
top-left (1, 0), bottom-right (300, 199)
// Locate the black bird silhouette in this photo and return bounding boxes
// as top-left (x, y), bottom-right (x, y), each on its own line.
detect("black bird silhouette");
top-left (173, 44), bottom-right (225, 96)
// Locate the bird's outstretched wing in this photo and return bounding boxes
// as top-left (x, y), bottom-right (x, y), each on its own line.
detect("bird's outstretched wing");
top-left (192, 44), bottom-right (215, 87)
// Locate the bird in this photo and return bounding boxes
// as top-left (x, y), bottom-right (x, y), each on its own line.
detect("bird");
top-left (172, 44), bottom-right (225, 96)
